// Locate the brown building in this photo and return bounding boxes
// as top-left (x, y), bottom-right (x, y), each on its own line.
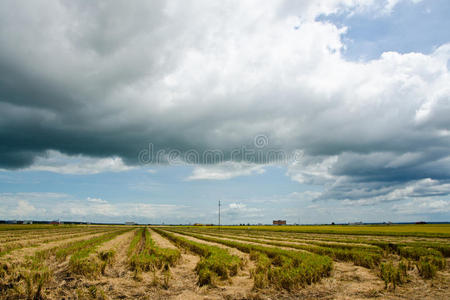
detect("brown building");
top-left (273, 220), bottom-right (286, 225)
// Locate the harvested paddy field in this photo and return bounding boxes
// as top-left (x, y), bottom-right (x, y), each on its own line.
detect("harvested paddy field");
top-left (0, 224), bottom-right (449, 299)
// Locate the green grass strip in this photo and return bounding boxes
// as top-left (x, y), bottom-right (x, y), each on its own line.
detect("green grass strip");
top-left (162, 228), bottom-right (332, 289)
top-left (128, 228), bottom-right (180, 273)
top-left (153, 228), bottom-right (242, 286)
top-left (174, 228), bottom-right (380, 269)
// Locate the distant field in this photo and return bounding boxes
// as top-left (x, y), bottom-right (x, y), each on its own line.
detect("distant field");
top-left (214, 224), bottom-right (450, 237)
top-left (0, 224), bottom-right (81, 231)
top-left (0, 224), bottom-right (449, 299)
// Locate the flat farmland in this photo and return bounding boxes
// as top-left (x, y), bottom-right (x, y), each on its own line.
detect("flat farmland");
top-left (0, 224), bottom-right (449, 299)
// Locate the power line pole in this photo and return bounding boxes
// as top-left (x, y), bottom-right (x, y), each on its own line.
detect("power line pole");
top-left (218, 200), bottom-right (221, 230)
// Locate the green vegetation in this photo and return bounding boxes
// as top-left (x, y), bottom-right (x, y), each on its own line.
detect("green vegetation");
top-left (127, 228), bottom-right (180, 277)
top-left (76, 285), bottom-right (108, 300)
top-left (168, 225), bottom-right (448, 283)
top-left (178, 226), bottom-right (450, 259)
top-left (153, 228), bottom-right (242, 286)
top-left (173, 228), bottom-right (380, 268)
top-left (369, 241), bottom-right (450, 259)
top-left (163, 228), bottom-right (332, 290)
top-left (69, 249), bottom-right (117, 278)
top-left (416, 255), bottom-right (446, 279)
top-left (397, 246), bottom-right (443, 260)
top-left (380, 261), bottom-right (408, 289)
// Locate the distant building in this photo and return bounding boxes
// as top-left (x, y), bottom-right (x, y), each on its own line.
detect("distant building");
top-left (23, 220), bottom-right (33, 224)
top-left (125, 222), bottom-right (137, 225)
top-left (50, 220), bottom-right (61, 225)
top-left (349, 221), bottom-right (363, 225)
top-left (273, 220), bottom-right (286, 225)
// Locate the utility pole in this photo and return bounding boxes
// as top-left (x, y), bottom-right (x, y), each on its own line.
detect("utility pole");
top-left (218, 200), bottom-right (221, 230)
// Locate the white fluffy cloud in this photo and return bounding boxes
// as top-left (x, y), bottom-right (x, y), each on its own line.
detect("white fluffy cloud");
top-left (86, 197), bottom-right (108, 204)
top-left (187, 162), bottom-right (265, 180)
top-left (26, 151), bottom-right (134, 175)
top-left (393, 198), bottom-right (450, 215)
top-left (223, 202), bottom-right (264, 221)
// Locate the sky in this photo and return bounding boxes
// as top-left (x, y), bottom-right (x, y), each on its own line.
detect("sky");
top-left (1, 0), bottom-right (450, 224)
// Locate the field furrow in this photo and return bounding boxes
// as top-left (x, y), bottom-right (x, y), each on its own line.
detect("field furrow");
top-left (174, 229), bottom-right (382, 268)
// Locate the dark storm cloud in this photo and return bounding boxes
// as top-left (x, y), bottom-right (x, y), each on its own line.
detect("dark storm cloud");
top-left (1, 0), bottom-right (450, 203)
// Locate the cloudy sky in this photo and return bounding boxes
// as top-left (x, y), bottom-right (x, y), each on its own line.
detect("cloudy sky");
top-left (1, 0), bottom-right (450, 224)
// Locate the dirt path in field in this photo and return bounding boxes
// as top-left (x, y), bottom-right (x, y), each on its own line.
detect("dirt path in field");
top-left (45, 229), bottom-right (155, 299)
top-left (149, 229), bottom-right (203, 299)
top-left (89, 229), bottom-right (154, 299)
top-left (150, 229), bottom-right (178, 249)
top-left (155, 229), bottom-right (257, 300)
top-left (95, 229), bottom-right (155, 299)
